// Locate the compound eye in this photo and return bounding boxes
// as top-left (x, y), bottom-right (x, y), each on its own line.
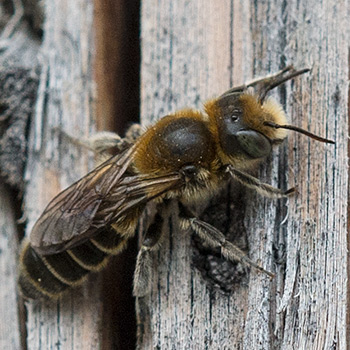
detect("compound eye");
top-left (235, 130), bottom-right (272, 158)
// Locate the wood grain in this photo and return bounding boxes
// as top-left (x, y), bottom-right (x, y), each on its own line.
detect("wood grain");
top-left (1, 0), bottom-right (347, 348)
top-left (0, 185), bottom-right (21, 350)
top-left (138, 0), bottom-right (348, 349)
top-left (0, 2), bottom-right (41, 349)
top-left (22, 1), bottom-right (106, 349)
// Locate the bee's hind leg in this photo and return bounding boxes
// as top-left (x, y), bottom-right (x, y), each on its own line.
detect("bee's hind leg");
top-left (178, 202), bottom-right (275, 278)
top-left (133, 211), bottom-right (164, 297)
top-left (87, 123), bottom-right (143, 154)
top-left (124, 123), bottom-right (142, 144)
top-left (52, 123), bottom-right (142, 159)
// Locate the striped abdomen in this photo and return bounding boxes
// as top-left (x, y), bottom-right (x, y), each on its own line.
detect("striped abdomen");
top-left (19, 226), bottom-right (128, 299)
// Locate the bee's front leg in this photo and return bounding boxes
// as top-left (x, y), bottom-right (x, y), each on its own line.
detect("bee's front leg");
top-left (226, 165), bottom-right (295, 198)
top-left (178, 202), bottom-right (274, 278)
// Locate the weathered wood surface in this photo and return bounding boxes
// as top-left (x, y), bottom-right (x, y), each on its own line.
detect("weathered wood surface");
top-left (0, 184), bottom-right (21, 349)
top-left (1, 0), bottom-right (139, 348)
top-left (139, 1), bottom-right (348, 349)
top-left (22, 0), bottom-right (106, 349)
top-left (0, 2), bottom-right (41, 349)
top-left (0, 0), bottom-right (348, 349)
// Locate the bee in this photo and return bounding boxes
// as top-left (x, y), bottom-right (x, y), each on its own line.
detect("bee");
top-left (19, 66), bottom-right (334, 299)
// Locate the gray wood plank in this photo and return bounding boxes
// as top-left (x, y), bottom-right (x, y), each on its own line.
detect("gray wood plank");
top-left (0, 185), bottom-right (21, 350)
top-left (23, 1), bottom-right (105, 349)
top-left (138, 1), bottom-right (348, 349)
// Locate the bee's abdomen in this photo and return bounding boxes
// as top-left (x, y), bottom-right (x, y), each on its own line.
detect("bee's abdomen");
top-left (90, 225), bottom-right (128, 255)
top-left (19, 227), bottom-right (128, 299)
top-left (19, 244), bottom-right (71, 299)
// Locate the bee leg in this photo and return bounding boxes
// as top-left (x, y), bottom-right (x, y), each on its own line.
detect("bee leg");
top-left (226, 165), bottom-right (295, 199)
top-left (89, 124), bottom-right (143, 154)
top-left (52, 127), bottom-right (121, 154)
top-left (81, 131), bottom-right (127, 154)
top-left (220, 66), bottom-right (309, 103)
top-left (133, 212), bottom-right (164, 297)
top-left (178, 202), bottom-right (275, 278)
top-left (124, 123), bottom-right (142, 143)
top-left (220, 67), bottom-right (297, 98)
top-left (52, 123), bottom-right (142, 157)
top-left (245, 66), bottom-right (298, 89)
top-left (77, 123), bottom-right (142, 156)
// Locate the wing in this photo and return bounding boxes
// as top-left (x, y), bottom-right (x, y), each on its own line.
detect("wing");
top-left (30, 144), bottom-right (183, 255)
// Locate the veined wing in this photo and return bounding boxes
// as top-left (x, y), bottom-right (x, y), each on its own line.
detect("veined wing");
top-left (30, 144), bottom-right (183, 255)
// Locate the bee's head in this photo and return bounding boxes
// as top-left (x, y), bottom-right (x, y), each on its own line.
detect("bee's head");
top-left (205, 67), bottom-right (334, 166)
top-left (205, 93), bottom-right (288, 164)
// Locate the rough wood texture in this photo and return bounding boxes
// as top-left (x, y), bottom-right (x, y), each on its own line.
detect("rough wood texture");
top-left (0, 0), bottom-right (139, 348)
top-left (23, 0), bottom-right (106, 349)
top-left (0, 184), bottom-right (21, 349)
top-left (0, 2), bottom-right (41, 349)
top-left (139, 1), bottom-right (348, 349)
top-left (0, 68), bottom-right (39, 189)
top-left (1, 0), bottom-right (348, 349)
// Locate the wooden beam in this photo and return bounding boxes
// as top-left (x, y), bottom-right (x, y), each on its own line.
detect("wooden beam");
top-left (23, 1), bottom-right (106, 348)
top-left (138, 0), bottom-right (348, 348)
top-left (0, 185), bottom-right (21, 349)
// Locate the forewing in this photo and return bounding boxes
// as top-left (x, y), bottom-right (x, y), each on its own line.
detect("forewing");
top-left (30, 144), bottom-right (184, 255)
top-left (95, 172), bottom-right (183, 222)
top-left (30, 145), bottom-right (136, 254)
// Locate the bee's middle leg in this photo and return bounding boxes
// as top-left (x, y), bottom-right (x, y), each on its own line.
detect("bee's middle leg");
top-left (133, 211), bottom-right (164, 297)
